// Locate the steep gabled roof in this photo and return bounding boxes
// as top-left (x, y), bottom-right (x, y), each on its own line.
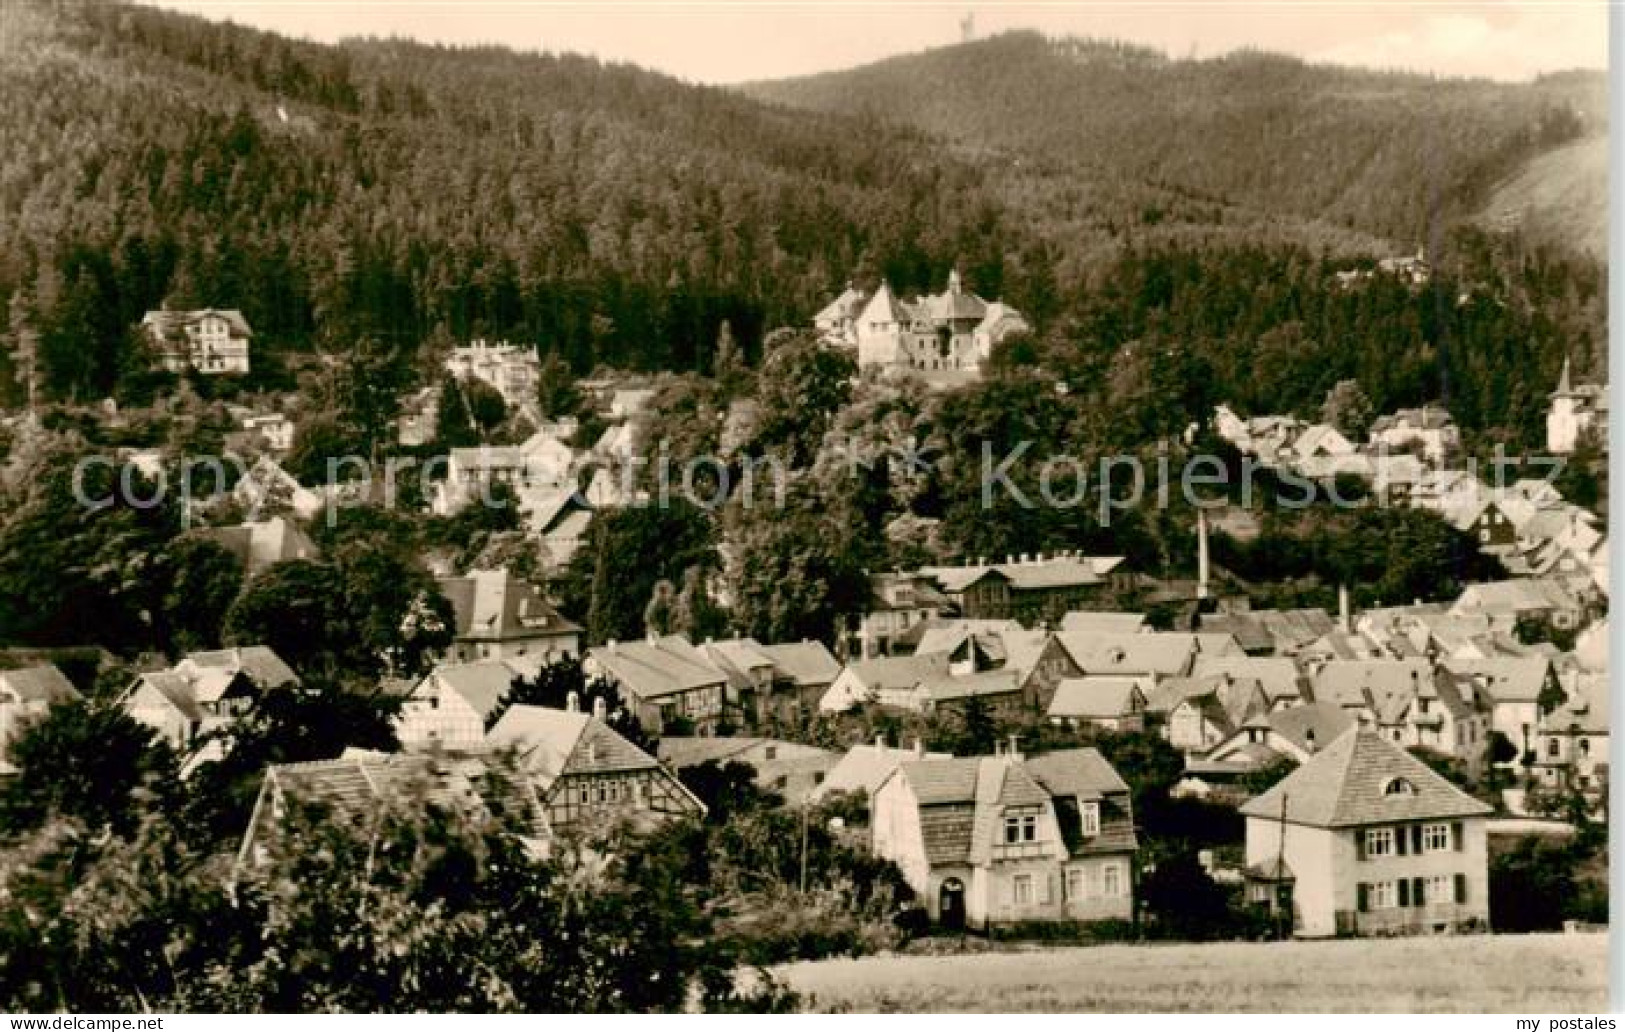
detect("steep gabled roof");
top-left (1240, 726), bottom-right (1491, 827)
top-left (1047, 677), bottom-right (1146, 719)
top-left (486, 704), bottom-right (675, 795)
top-left (1443, 655), bottom-right (1553, 703)
top-left (1059, 611), bottom-right (1148, 635)
top-left (1057, 632), bottom-right (1196, 677)
top-left (588, 635), bottom-right (727, 700)
top-left (758, 640), bottom-right (842, 687)
top-left (420, 660), bottom-right (522, 722)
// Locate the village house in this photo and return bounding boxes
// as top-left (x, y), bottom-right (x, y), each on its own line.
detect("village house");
top-left (1443, 655), bottom-right (1561, 763)
top-left (1368, 406), bottom-right (1460, 464)
top-left (444, 339), bottom-right (541, 409)
top-left (1241, 726), bottom-right (1492, 937)
top-left (1152, 673), bottom-right (1273, 755)
top-left (431, 444), bottom-right (574, 516)
top-left (700, 637), bottom-right (842, 724)
top-left (394, 659), bottom-right (525, 750)
top-left (820, 652), bottom-right (951, 713)
top-left (1450, 578), bottom-right (1589, 633)
top-left (1309, 658), bottom-right (1435, 722)
top-left (140, 308), bottom-right (252, 374)
top-left (1374, 668), bottom-right (1489, 771)
top-left (0, 665), bottom-right (81, 773)
top-left (819, 270), bottom-right (1030, 382)
top-left (1531, 675), bottom-right (1608, 800)
top-left (584, 634), bottom-right (728, 735)
top-left (119, 647), bottom-right (301, 753)
top-left (236, 751), bottom-right (548, 872)
top-left (1547, 358), bottom-right (1608, 455)
top-left (233, 456), bottom-right (325, 521)
top-left (755, 639), bottom-right (844, 714)
top-left (236, 412), bottom-right (294, 454)
top-left (913, 553), bottom-right (1131, 624)
top-left (871, 744), bottom-right (1138, 930)
top-left (918, 623), bottom-right (1082, 711)
top-left (486, 701), bottom-right (706, 834)
top-left (194, 516), bottom-right (319, 578)
top-left (1045, 676), bottom-right (1149, 732)
top-left (658, 736), bottom-right (839, 805)
top-left (437, 568), bottom-right (581, 665)
top-left (848, 571), bottom-right (952, 658)
top-left (1181, 703), bottom-right (1354, 796)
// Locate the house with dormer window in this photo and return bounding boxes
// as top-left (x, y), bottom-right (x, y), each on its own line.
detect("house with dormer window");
top-left (870, 743), bottom-right (1137, 930)
top-left (437, 569), bottom-right (581, 664)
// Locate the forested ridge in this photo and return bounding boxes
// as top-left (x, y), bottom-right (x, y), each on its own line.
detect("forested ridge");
top-left (744, 31), bottom-right (1606, 247)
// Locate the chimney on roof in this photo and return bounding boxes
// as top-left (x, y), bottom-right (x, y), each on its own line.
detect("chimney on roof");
top-left (607, 639), bottom-right (618, 651)
top-left (913, 737), bottom-right (925, 758)
top-left (1196, 508), bottom-right (1211, 602)
top-left (566, 690), bottom-right (580, 713)
top-left (593, 695), bottom-right (607, 720)
top-left (1006, 555), bottom-right (1015, 565)
top-left (1304, 727), bottom-right (1317, 753)
top-left (1338, 584), bottom-right (1351, 633)
top-left (1006, 734), bottom-right (1022, 762)
top-left (874, 733), bottom-right (886, 752)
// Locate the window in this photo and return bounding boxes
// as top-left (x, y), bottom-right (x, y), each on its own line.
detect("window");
top-left (1382, 777), bottom-right (1416, 797)
top-left (1081, 802), bottom-right (1100, 837)
top-left (1427, 874), bottom-right (1452, 904)
top-left (1580, 739), bottom-right (1591, 757)
top-left (1102, 862), bottom-right (1124, 897)
top-left (1012, 874), bottom-right (1034, 905)
top-left (764, 746), bottom-right (778, 761)
top-left (1364, 828), bottom-right (1395, 857)
top-left (1368, 881), bottom-right (1396, 909)
top-left (1003, 813), bottom-right (1037, 844)
top-left (1422, 823), bottom-right (1450, 852)
top-left (1066, 867), bottom-right (1084, 901)
top-left (1548, 738), bottom-right (1561, 758)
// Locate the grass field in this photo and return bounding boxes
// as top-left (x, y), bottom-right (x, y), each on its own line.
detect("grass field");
top-left (778, 932), bottom-right (1608, 1012)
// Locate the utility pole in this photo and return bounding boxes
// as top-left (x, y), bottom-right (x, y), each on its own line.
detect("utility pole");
top-left (798, 802), bottom-right (810, 894)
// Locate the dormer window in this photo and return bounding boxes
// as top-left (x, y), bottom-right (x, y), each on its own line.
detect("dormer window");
top-left (1382, 777), bottom-right (1417, 797)
top-left (1081, 801), bottom-right (1100, 837)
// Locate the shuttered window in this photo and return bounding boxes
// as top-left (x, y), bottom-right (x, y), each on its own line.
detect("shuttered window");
top-left (1455, 873), bottom-right (1468, 904)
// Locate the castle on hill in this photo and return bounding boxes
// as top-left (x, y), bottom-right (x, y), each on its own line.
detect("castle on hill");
top-left (814, 270), bottom-right (1029, 381)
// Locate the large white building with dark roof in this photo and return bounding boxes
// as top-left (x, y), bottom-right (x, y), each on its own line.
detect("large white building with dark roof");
top-left (815, 270), bottom-right (1029, 382)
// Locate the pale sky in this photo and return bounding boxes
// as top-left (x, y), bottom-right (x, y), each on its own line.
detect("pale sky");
top-left (146, 1), bottom-right (1608, 84)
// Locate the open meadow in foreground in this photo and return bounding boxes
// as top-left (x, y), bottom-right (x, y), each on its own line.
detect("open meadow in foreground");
top-left (778, 932), bottom-right (1608, 1012)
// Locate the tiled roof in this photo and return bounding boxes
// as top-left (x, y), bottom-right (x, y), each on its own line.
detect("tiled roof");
top-left (588, 635), bottom-right (726, 700)
top-left (922, 556), bottom-right (1123, 593)
top-left (1267, 702), bottom-right (1355, 755)
top-left (1056, 632), bottom-right (1197, 677)
top-left (421, 660), bottom-right (523, 722)
top-left (1047, 677), bottom-right (1145, 719)
top-left (179, 646), bottom-right (300, 692)
top-left (1023, 748), bottom-right (1131, 797)
top-left (1311, 659), bottom-right (1432, 710)
top-left (918, 669), bottom-right (1021, 703)
top-left (812, 742), bottom-right (948, 800)
top-left (486, 704), bottom-right (668, 790)
top-left (142, 308), bottom-right (253, 337)
top-left (844, 652), bottom-right (951, 692)
top-left (1190, 655), bottom-right (1304, 702)
top-left (1240, 726), bottom-right (1492, 827)
top-left (439, 569), bottom-right (581, 643)
top-left (262, 752), bottom-right (544, 837)
top-left (1059, 611), bottom-right (1148, 634)
top-left (1443, 655), bottom-right (1553, 703)
top-left (757, 640), bottom-right (842, 687)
